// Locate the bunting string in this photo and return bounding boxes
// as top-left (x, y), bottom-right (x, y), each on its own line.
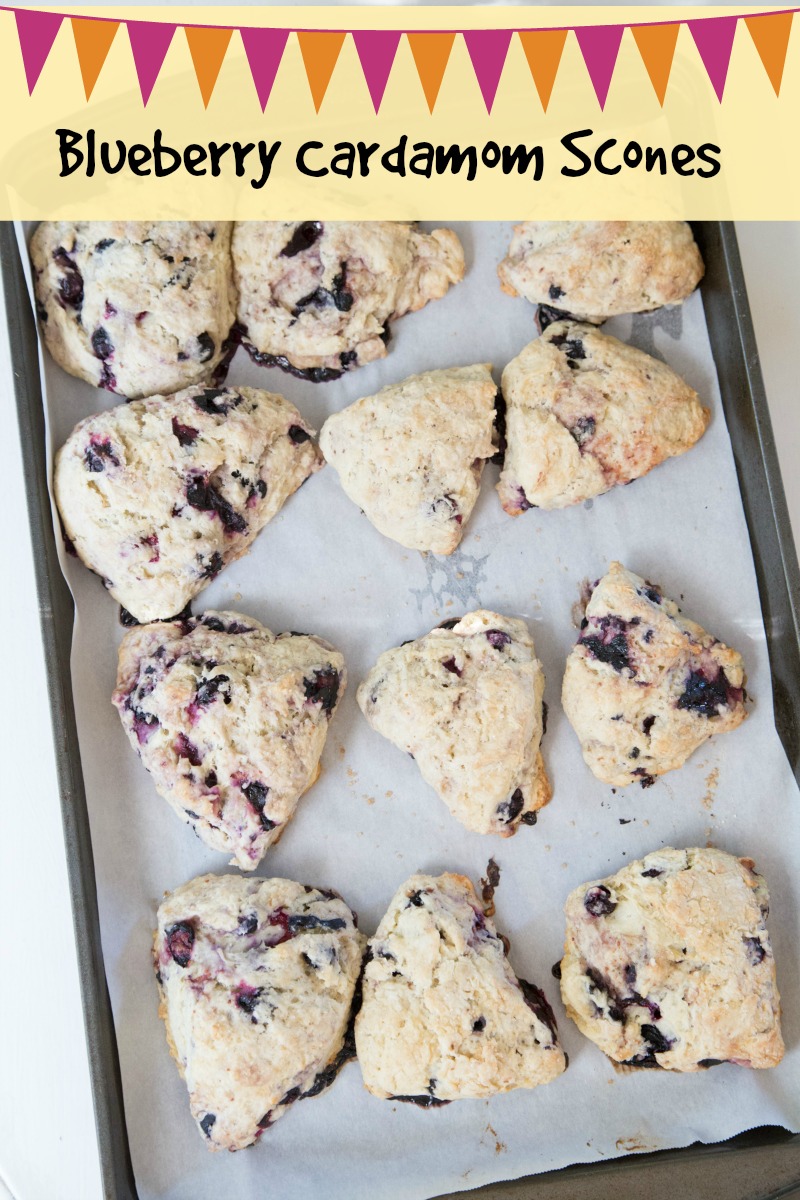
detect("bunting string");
top-left (5, 5), bottom-right (796, 111)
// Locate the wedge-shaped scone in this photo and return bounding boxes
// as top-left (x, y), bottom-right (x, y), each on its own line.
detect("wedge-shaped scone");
top-left (54, 384), bottom-right (321, 622)
top-left (114, 612), bottom-right (344, 869)
top-left (559, 847), bottom-right (784, 1071)
top-left (498, 221), bottom-right (704, 323)
top-left (233, 221), bottom-right (465, 379)
top-left (498, 322), bottom-right (709, 513)
top-left (320, 365), bottom-right (497, 554)
top-left (562, 563), bottom-right (747, 787)
top-left (357, 611), bottom-right (550, 835)
top-left (155, 873), bottom-right (366, 1151)
top-left (356, 872), bottom-right (566, 1102)
top-left (31, 221), bottom-right (235, 398)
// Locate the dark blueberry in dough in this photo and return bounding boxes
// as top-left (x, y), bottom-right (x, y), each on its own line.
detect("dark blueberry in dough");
top-left (236, 986), bottom-right (263, 1018)
top-left (744, 936), bottom-right (766, 966)
top-left (535, 304), bottom-right (571, 332)
top-left (639, 584), bottom-right (662, 604)
top-left (204, 770), bottom-right (218, 788)
top-left (303, 668), bottom-right (340, 715)
top-left (643, 715), bottom-right (656, 736)
top-left (340, 349), bottom-right (358, 368)
top-left (442, 657), bottom-right (462, 677)
top-left (641, 1024), bottom-right (673, 1055)
top-left (520, 810), bottom-right (538, 826)
top-left (677, 667), bottom-right (741, 717)
top-left (472, 1017), bottom-right (486, 1032)
top-left (193, 388), bottom-right (239, 416)
top-left (550, 332), bottom-right (586, 366)
top-left (174, 732), bottom-right (202, 766)
top-left (633, 768), bottom-right (656, 788)
top-left (129, 707), bottom-right (159, 744)
top-left (622, 1051), bottom-right (663, 1069)
top-left (226, 621), bottom-right (254, 634)
top-left (491, 389), bottom-right (507, 464)
top-left (288, 424), bottom-right (311, 444)
top-left (389, 1093), bottom-right (450, 1108)
top-left (201, 616), bottom-right (226, 631)
top-left (243, 342), bottom-right (345, 383)
top-left (172, 418), bottom-right (199, 446)
top-left (58, 271), bottom-right (84, 308)
top-left (237, 913), bottom-right (258, 936)
top-left (84, 439), bottom-right (118, 472)
top-left (407, 890), bottom-right (425, 908)
top-left (570, 416), bottom-right (596, 446)
top-left (95, 238), bottom-right (115, 252)
top-left (98, 362), bottom-right (118, 392)
top-left (549, 284), bottom-right (565, 300)
top-left (199, 1113), bottom-right (216, 1138)
top-left (584, 885), bottom-right (616, 916)
top-left (516, 486), bottom-right (533, 512)
top-left (331, 266), bottom-right (354, 312)
top-left (52, 246), bottom-right (76, 270)
top-left (641, 867), bottom-right (663, 877)
top-left (242, 781), bottom-right (276, 830)
top-left (629, 747), bottom-right (640, 759)
top-left (198, 551), bottom-right (224, 580)
top-left (519, 978), bottom-right (559, 1039)
top-left (486, 629), bottom-right (511, 649)
top-left (91, 327), bottom-right (114, 360)
top-left (551, 961), bottom-right (562, 979)
top-left (437, 618), bottom-right (461, 631)
top-left (698, 1058), bottom-right (727, 1068)
top-left (194, 674), bottom-right (230, 707)
top-left (580, 616), bottom-right (632, 673)
top-left (257, 1112), bottom-right (273, 1129)
top-left (288, 913), bottom-right (347, 933)
top-left (197, 332), bottom-right (215, 362)
top-left (496, 788), bottom-right (525, 825)
top-left (119, 606), bottom-right (139, 627)
top-left (165, 920), bottom-right (195, 967)
top-left (210, 322), bottom-right (245, 386)
top-left (280, 221), bottom-right (323, 257)
top-left (186, 476), bottom-right (248, 535)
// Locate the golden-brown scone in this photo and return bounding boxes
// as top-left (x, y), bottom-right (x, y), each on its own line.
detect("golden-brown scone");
top-left (559, 847), bottom-right (784, 1071)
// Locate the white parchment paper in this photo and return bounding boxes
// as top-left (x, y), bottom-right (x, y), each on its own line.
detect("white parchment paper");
top-left (16, 221), bottom-right (800, 1200)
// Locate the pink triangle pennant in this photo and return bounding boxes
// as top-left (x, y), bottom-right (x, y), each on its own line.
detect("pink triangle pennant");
top-left (352, 30), bottom-right (402, 113)
top-left (127, 21), bottom-right (176, 106)
top-left (463, 29), bottom-right (513, 113)
top-left (688, 15), bottom-right (738, 101)
top-left (574, 24), bottom-right (625, 109)
top-left (14, 9), bottom-right (64, 94)
top-left (240, 28), bottom-right (290, 111)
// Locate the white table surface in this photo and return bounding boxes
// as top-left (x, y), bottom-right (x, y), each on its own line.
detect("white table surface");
top-left (1, 222), bottom-right (798, 1200)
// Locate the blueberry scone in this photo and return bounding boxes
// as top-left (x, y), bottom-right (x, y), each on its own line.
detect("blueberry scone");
top-left (356, 873), bottom-right (566, 1102)
top-left (31, 221), bottom-right (236, 398)
top-left (498, 322), bottom-right (709, 513)
top-left (498, 221), bottom-right (704, 324)
top-left (113, 612), bottom-right (345, 869)
top-left (357, 611), bottom-right (550, 835)
top-left (559, 847), bottom-right (784, 1071)
top-left (562, 563), bottom-right (747, 787)
top-left (155, 873), bottom-right (366, 1150)
top-left (54, 385), bottom-right (321, 622)
top-left (319, 365), bottom-right (497, 554)
top-left (232, 221), bottom-right (465, 380)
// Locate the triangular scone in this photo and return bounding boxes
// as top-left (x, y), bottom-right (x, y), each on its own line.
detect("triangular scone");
top-left (114, 612), bottom-right (345, 869)
top-left (498, 322), bottom-right (709, 513)
top-left (320, 365), bottom-right (497, 554)
top-left (562, 563), bottom-right (747, 787)
top-left (233, 221), bottom-right (465, 379)
top-left (355, 873), bottom-right (566, 1102)
top-left (559, 848), bottom-right (783, 1071)
top-left (357, 611), bottom-right (550, 835)
top-left (497, 221), bottom-right (704, 323)
top-left (54, 384), bottom-right (322, 622)
top-left (155, 874), bottom-right (366, 1151)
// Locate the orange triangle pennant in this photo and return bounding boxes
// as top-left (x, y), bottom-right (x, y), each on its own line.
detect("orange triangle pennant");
top-left (517, 29), bottom-right (568, 111)
top-left (184, 26), bottom-right (233, 108)
top-left (297, 31), bottom-right (346, 112)
top-left (407, 32), bottom-right (456, 112)
top-left (745, 11), bottom-right (794, 95)
top-left (631, 22), bottom-right (680, 106)
top-left (71, 17), bottom-right (119, 99)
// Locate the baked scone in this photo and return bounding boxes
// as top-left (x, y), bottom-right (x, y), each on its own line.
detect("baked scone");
top-left (559, 847), bottom-right (784, 1071)
top-left (498, 322), bottom-right (709, 513)
top-left (232, 221), bottom-right (465, 380)
top-left (562, 563), bottom-right (747, 787)
top-left (319, 365), bottom-right (497, 554)
top-left (155, 873), bottom-right (366, 1150)
top-left (31, 221), bottom-right (236, 398)
top-left (54, 385), bottom-right (321, 622)
top-left (498, 221), bottom-right (704, 324)
top-left (357, 611), bottom-right (550, 835)
top-left (113, 612), bottom-right (345, 869)
top-left (356, 872), bottom-right (566, 1102)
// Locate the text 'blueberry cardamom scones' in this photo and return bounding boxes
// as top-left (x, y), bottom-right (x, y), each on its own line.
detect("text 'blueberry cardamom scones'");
top-left (155, 873), bottom-right (366, 1150)
top-left (356, 873), bottom-right (566, 1102)
top-left (319, 365), bottom-right (497, 554)
top-left (54, 385), bottom-right (322, 622)
top-left (232, 221), bottom-right (465, 380)
top-left (114, 612), bottom-right (345, 869)
top-left (498, 221), bottom-right (704, 324)
top-left (357, 611), bottom-right (550, 835)
top-left (498, 322), bottom-right (709, 513)
top-left (31, 221), bottom-right (235, 398)
top-left (562, 563), bottom-right (747, 787)
top-left (559, 847), bottom-right (784, 1071)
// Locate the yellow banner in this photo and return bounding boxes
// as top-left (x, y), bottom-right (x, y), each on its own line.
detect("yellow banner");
top-left (1, 5), bottom-right (798, 218)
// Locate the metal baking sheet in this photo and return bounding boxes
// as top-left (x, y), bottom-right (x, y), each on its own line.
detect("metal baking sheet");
top-left (4, 221), bottom-right (800, 1200)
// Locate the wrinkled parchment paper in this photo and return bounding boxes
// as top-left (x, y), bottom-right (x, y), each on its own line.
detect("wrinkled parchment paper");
top-left (17, 221), bottom-right (800, 1200)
